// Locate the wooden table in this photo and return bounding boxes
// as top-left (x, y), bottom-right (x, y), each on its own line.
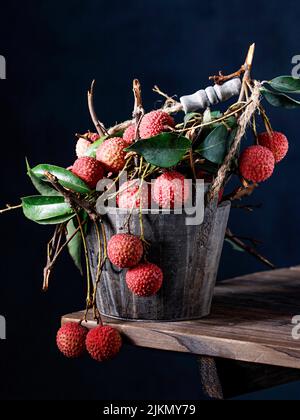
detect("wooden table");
top-left (62, 266), bottom-right (300, 399)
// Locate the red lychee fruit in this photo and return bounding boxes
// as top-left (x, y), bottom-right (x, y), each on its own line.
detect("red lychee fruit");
top-left (107, 233), bottom-right (144, 269)
top-left (117, 180), bottom-right (150, 209)
top-left (96, 137), bottom-right (128, 173)
top-left (126, 262), bottom-right (163, 297)
top-left (258, 131), bottom-right (289, 163)
top-left (71, 156), bottom-right (104, 189)
top-left (139, 111), bottom-right (175, 139)
top-left (123, 125), bottom-right (136, 145)
top-left (153, 171), bottom-right (190, 209)
top-left (239, 145), bottom-right (275, 183)
top-left (56, 322), bottom-right (88, 359)
top-left (76, 133), bottom-right (100, 158)
top-left (86, 326), bottom-right (122, 362)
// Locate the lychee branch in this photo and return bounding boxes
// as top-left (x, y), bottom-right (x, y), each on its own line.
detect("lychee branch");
top-left (43, 221), bottom-right (87, 291)
top-left (226, 228), bottom-right (275, 269)
top-left (74, 210), bottom-right (93, 317)
top-left (44, 171), bottom-right (99, 221)
top-left (87, 80), bottom-right (107, 137)
top-left (0, 203), bottom-right (22, 214)
top-left (209, 66), bottom-right (246, 85)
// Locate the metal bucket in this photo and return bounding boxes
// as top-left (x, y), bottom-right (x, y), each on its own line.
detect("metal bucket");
top-left (87, 201), bottom-right (231, 321)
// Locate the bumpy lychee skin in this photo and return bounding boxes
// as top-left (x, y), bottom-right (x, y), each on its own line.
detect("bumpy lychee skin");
top-left (56, 322), bottom-right (88, 359)
top-left (140, 111), bottom-right (175, 139)
top-left (96, 137), bottom-right (127, 173)
top-left (239, 145), bottom-right (275, 183)
top-left (117, 180), bottom-right (150, 209)
top-left (71, 157), bottom-right (104, 189)
top-left (76, 133), bottom-right (100, 158)
top-left (76, 138), bottom-right (91, 158)
top-left (126, 263), bottom-right (163, 297)
top-left (153, 171), bottom-right (190, 209)
top-left (258, 131), bottom-right (289, 163)
top-left (123, 125), bottom-right (136, 145)
top-left (108, 233), bottom-right (144, 269)
top-left (86, 326), bottom-right (122, 362)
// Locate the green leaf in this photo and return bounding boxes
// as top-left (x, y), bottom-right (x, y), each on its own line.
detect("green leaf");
top-left (125, 133), bottom-right (191, 168)
top-left (85, 131), bottom-right (125, 157)
top-left (225, 238), bottom-right (245, 253)
top-left (184, 112), bottom-right (200, 127)
top-left (32, 164), bottom-right (91, 194)
top-left (268, 76), bottom-right (300, 93)
top-left (22, 196), bottom-right (74, 225)
top-left (66, 216), bottom-right (85, 274)
top-left (196, 125), bottom-right (230, 165)
top-left (261, 87), bottom-right (300, 109)
top-left (84, 135), bottom-right (108, 157)
top-left (26, 158), bottom-right (61, 197)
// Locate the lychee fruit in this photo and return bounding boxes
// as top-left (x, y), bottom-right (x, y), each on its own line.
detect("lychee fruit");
top-left (107, 233), bottom-right (144, 269)
top-left (123, 125), bottom-right (136, 145)
top-left (126, 262), bottom-right (163, 297)
top-left (153, 171), bottom-right (190, 209)
top-left (117, 180), bottom-right (150, 209)
top-left (71, 156), bottom-right (104, 189)
top-left (76, 133), bottom-right (100, 158)
top-left (96, 137), bottom-right (127, 173)
top-left (140, 111), bottom-right (175, 139)
top-left (86, 326), bottom-right (122, 362)
top-left (239, 145), bottom-right (275, 183)
top-left (258, 131), bottom-right (289, 163)
top-left (56, 322), bottom-right (88, 359)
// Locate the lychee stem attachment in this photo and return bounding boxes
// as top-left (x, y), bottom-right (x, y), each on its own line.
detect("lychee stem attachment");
top-left (74, 210), bottom-right (92, 317)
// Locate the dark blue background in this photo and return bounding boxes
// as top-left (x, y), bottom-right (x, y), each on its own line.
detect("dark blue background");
top-left (0, 0), bottom-right (300, 400)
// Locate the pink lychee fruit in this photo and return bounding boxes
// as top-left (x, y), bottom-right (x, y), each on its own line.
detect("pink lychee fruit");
top-left (76, 133), bottom-right (100, 158)
top-left (56, 322), bottom-right (88, 359)
top-left (139, 111), bottom-right (175, 139)
top-left (123, 125), bottom-right (137, 145)
top-left (257, 131), bottom-right (289, 163)
top-left (239, 145), bottom-right (275, 183)
top-left (96, 137), bottom-right (128, 173)
top-left (126, 262), bottom-right (163, 297)
top-left (107, 233), bottom-right (144, 269)
top-left (71, 157), bottom-right (104, 189)
top-left (117, 180), bottom-right (150, 209)
top-left (86, 326), bottom-right (122, 362)
top-left (153, 171), bottom-right (190, 209)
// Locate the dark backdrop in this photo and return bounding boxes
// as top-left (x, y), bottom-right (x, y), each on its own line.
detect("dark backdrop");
top-left (0, 0), bottom-right (300, 400)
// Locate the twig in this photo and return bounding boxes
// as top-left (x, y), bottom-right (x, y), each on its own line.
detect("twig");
top-left (133, 79), bottom-right (145, 140)
top-left (44, 171), bottom-right (99, 221)
top-left (209, 66), bottom-right (245, 85)
top-left (231, 203), bottom-right (262, 212)
top-left (0, 204), bottom-right (22, 214)
top-left (226, 228), bottom-right (275, 269)
top-left (223, 183), bottom-right (258, 202)
top-left (238, 43), bottom-right (256, 102)
top-left (43, 221), bottom-right (87, 291)
top-left (87, 80), bottom-right (107, 137)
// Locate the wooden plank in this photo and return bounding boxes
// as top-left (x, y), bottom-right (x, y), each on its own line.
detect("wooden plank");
top-left (62, 266), bottom-right (300, 370)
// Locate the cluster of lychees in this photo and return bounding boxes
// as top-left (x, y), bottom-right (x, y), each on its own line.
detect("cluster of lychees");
top-left (57, 322), bottom-right (122, 361)
top-left (239, 131), bottom-right (289, 183)
top-left (108, 234), bottom-right (163, 297)
top-left (56, 111), bottom-right (188, 360)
